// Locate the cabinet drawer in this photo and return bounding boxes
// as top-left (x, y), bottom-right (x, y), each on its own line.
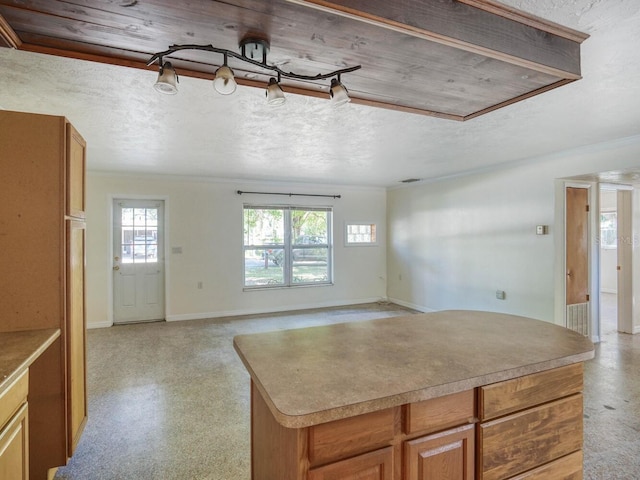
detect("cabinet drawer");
top-left (479, 364), bottom-right (583, 421)
top-left (404, 389), bottom-right (475, 435)
top-left (478, 394), bottom-right (583, 480)
top-left (0, 370), bottom-right (28, 430)
top-left (308, 446), bottom-right (393, 480)
top-left (308, 407), bottom-right (399, 467)
top-left (509, 451), bottom-right (583, 480)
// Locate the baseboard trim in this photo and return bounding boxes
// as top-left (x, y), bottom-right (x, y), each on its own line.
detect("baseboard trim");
top-left (165, 297), bottom-right (388, 322)
top-left (386, 297), bottom-right (434, 313)
top-left (634, 325), bottom-right (640, 335)
top-left (88, 321), bottom-right (114, 329)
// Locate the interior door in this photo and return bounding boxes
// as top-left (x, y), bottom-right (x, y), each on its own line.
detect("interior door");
top-left (113, 199), bottom-right (165, 324)
top-left (565, 187), bottom-right (590, 335)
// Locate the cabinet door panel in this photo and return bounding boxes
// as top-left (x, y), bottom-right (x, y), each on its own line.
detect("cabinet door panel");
top-left (405, 424), bottom-right (474, 480)
top-left (66, 123), bottom-right (86, 219)
top-left (308, 446), bottom-right (393, 480)
top-left (0, 403), bottom-right (29, 480)
top-left (478, 394), bottom-right (583, 480)
top-left (67, 220), bottom-right (87, 454)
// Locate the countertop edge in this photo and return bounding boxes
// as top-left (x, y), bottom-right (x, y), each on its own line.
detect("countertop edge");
top-left (0, 328), bottom-right (61, 396)
top-left (243, 347), bottom-right (595, 429)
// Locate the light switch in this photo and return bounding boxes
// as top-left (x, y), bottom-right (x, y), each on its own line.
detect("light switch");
top-left (536, 225), bottom-right (549, 235)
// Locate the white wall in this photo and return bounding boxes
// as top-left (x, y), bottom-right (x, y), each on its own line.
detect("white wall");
top-left (86, 174), bottom-right (387, 328)
top-left (387, 135), bottom-right (640, 326)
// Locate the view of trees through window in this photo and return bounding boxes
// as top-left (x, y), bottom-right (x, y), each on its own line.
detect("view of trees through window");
top-left (243, 206), bottom-right (332, 287)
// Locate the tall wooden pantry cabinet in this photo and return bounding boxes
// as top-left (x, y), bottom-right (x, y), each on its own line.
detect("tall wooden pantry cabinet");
top-left (0, 110), bottom-right (87, 478)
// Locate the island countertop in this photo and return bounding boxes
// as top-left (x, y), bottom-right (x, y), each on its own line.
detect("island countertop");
top-left (233, 310), bottom-right (595, 428)
top-left (0, 328), bottom-right (61, 396)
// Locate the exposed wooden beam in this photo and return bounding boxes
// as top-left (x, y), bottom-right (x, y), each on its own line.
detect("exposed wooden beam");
top-left (285, 0), bottom-right (586, 79)
top-left (0, 13), bottom-right (21, 48)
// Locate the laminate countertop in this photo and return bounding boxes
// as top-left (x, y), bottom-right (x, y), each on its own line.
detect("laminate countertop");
top-left (0, 328), bottom-right (60, 395)
top-left (233, 310), bottom-right (595, 428)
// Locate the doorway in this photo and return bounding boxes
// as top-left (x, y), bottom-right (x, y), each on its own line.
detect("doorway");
top-left (565, 186), bottom-right (590, 337)
top-left (599, 186), bottom-right (633, 335)
top-left (112, 199), bottom-right (165, 324)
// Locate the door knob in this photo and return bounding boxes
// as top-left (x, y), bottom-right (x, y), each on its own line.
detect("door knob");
top-left (113, 265), bottom-right (120, 271)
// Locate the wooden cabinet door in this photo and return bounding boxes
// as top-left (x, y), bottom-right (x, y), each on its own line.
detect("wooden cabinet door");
top-left (404, 424), bottom-right (474, 480)
top-left (67, 220), bottom-right (87, 454)
top-left (308, 447), bottom-right (393, 480)
top-left (66, 122), bottom-right (86, 219)
top-left (0, 403), bottom-right (29, 480)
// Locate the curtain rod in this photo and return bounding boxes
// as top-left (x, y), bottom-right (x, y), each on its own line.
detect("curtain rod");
top-left (236, 190), bottom-right (341, 199)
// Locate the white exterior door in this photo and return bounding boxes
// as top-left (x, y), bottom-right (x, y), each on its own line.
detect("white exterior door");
top-left (113, 199), bottom-right (165, 324)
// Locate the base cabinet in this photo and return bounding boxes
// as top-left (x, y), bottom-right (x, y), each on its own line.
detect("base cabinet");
top-left (250, 364), bottom-right (585, 480)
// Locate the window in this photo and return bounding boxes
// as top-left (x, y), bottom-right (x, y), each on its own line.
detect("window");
top-left (243, 206), bottom-right (332, 288)
top-left (600, 211), bottom-right (617, 249)
top-left (346, 223), bottom-right (377, 245)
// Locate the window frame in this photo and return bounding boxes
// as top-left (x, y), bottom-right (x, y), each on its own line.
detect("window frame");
top-left (243, 204), bottom-right (333, 289)
top-left (344, 222), bottom-right (378, 246)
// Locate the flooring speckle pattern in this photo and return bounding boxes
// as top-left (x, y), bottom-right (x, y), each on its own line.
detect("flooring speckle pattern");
top-left (54, 301), bottom-right (639, 479)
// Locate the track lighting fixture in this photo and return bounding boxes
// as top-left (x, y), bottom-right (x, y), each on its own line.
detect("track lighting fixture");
top-left (329, 76), bottom-right (350, 106)
top-left (266, 76), bottom-right (286, 106)
top-left (148, 37), bottom-right (360, 106)
top-left (153, 61), bottom-right (178, 95)
top-left (213, 54), bottom-right (237, 95)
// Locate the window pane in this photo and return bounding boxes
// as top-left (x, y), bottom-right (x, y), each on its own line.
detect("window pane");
top-left (244, 208), bottom-right (285, 246)
top-left (244, 248), bottom-right (284, 286)
top-left (346, 223), bottom-right (376, 244)
top-left (292, 248), bottom-right (329, 284)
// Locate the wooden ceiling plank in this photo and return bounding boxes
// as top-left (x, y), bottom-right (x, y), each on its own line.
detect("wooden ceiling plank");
top-left (458, 0), bottom-right (589, 43)
top-left (284, 0), bottom-right (584, 79)
top-left (0, 12), bottom-right (20, 48)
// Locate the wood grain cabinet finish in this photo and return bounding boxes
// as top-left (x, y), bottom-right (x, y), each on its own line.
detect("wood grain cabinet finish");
top-left (0, 110), bottom-right (87, 479)
top-left (251, 382), bottom-right (476, 480)
top-left (251, 363), bottom-right (586, 480)
top-left (308, 447), bottom-right (393, 480)
top-left (0, 371), bottom-right (29, 480)
top-left (478, 365), bottom-right (585, 480)
top-left (404, 424), bottom-right (475, 480)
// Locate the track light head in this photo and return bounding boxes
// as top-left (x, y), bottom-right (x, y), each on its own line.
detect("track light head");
top-left (266, 77), bottom-right (286, 106)
top-left (154, 61), bottom-right (178, 95)
top-left (213, 64), bottom-right (237, 95)
top-left (330, 78), bottom-right (350, 106)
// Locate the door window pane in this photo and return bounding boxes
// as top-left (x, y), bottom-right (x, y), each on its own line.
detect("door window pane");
top-left (121, 207), bottom-right (158, 263)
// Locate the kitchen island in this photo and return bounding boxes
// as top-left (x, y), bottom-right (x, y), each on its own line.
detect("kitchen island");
top-left (233, 310), bottom-right (595, 480)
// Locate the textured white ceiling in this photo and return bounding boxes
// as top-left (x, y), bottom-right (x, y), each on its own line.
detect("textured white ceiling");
top-left (0, 0), bottom-right (639, 187)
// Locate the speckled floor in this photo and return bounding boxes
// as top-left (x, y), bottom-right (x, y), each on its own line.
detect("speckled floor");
top-left (54, 301), bottom-right (639, 480)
